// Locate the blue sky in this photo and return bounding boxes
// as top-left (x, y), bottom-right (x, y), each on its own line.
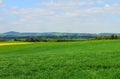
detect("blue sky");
top-left (0, 0), bottom-right (120, 33)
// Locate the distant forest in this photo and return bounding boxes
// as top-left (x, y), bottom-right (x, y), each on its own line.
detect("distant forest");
top-left (0, 31), bottom-right (120, 42)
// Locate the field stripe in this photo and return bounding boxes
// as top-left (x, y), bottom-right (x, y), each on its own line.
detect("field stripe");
top-left (0, 43), bottom-right (30, 46)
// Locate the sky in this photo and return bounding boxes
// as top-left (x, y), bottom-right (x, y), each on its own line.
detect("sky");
top-left (0, 0), bottom-right (120, 33)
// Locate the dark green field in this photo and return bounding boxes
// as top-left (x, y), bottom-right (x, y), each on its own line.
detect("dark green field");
top-left (0, 40), bottom-right (120, 79)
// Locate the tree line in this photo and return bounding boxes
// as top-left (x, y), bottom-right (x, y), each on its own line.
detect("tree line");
top-left (0, 35), bottom-right (120, 42)
top-left (89, 35), bottom-right (119, 40)
top-left (0, 36), bottom-right (85, 42)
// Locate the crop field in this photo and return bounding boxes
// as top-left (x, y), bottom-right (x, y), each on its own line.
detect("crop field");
top-left (0, 40), bottom-right (120, 79)
top-left (0, 42), bottom-right (30, 46)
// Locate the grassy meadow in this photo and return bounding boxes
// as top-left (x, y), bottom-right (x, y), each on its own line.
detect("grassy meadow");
top-left (0, 40), bottom-right (120, 79)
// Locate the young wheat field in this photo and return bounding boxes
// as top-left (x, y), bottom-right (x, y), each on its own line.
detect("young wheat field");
top-left (0, 40), bottom-right (120, 79)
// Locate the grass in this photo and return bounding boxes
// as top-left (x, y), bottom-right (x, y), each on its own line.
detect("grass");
top-left (0, 40), bottom-right (120, 79)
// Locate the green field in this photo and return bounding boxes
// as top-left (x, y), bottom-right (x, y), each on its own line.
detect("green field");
top-left (0, 40), bottom-right (120, 79)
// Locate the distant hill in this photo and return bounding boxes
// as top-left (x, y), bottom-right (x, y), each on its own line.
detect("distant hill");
top-left (0, 31), bottom-right (119, 38)
top-left (2, 31), bottom-right (20, 37)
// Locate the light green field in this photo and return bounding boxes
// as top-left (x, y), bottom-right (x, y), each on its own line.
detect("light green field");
top-left (0, 40), bottom-right (120, 79)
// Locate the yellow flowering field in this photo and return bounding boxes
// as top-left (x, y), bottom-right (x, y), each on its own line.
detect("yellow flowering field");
top-left (0, 42), bottom-right (30, 46)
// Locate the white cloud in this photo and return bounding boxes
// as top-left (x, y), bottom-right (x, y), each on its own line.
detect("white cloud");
top-left (1, 0), bottom-right (120, 33)
top-left (2, 1), bottom-right (120, 18)
top-left (0, 0), bottom-right (5, 8)
top-left (105, 4), bottom-right (110, 7)
top-left (37, 1), bottom-right (93, 7)
top-left (96, 0), bottom-right (104, 5)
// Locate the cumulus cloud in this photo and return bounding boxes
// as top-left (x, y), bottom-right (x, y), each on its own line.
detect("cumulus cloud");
top-left (30, 0), bottom-right (120, 17)
top-left (1, 0), bottom-right (120, 33)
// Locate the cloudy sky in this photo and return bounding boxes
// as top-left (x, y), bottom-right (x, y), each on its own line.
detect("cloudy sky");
top-left (0, 0), bottom-right (120, 33)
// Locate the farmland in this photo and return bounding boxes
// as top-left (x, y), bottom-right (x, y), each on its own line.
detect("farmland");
top-left (0, 40), bottom-right (120, 79)
top-left (0, 42), bottom-right (30, 46)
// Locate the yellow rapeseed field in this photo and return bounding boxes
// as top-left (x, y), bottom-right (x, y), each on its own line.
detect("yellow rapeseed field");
top-left (0, 42), bottom-right (30, 46)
